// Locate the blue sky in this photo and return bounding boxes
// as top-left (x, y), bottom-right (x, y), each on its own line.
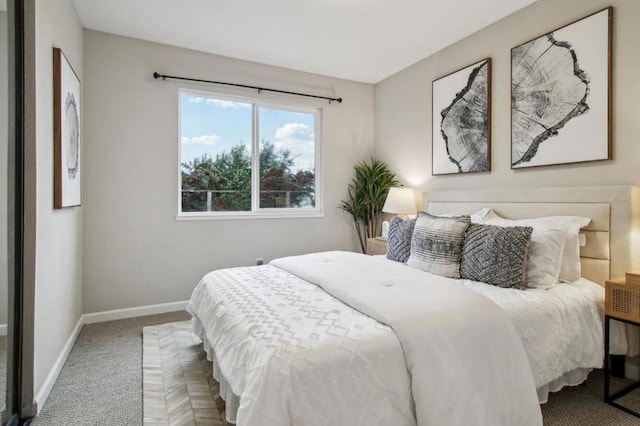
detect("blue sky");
top-left (180, 92), bottom-right (315, 172)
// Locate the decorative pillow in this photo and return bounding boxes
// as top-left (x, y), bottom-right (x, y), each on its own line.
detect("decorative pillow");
top-left (524, 228), bottom-right (567, 288)
top-left (407, 212), bottom-right (471, 278)
top-left (386, 216), bottom-right (416, 263)
top-left (476, 211), bottom-right (566, 287)
top-left (481, 211), bottom-right (590, 282)
top-left (460, 224), bottom-right (533, 289)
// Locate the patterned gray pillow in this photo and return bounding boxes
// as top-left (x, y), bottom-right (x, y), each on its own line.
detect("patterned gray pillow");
top-left (460, 224), bottom-right (533, 289)
top-left (407, 212), bottom-right (471, 278)
top-left (386, 216), bottom-right (416, 263)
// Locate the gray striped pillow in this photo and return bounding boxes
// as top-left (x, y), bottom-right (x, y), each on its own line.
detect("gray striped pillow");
top-left (407, 213), bottom-right (471, 278)
top-left (460, 224), bottom-right (533, 289)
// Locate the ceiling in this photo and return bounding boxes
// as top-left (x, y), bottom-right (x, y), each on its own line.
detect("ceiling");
top-left (73, 0), bottom-right (537, 84)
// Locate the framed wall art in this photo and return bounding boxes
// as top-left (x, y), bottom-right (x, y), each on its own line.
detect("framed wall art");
top-left (432, 58), bottom-right (491, 175)
top-left (53, 47), bottom-right (81, 208)
top-left (511, 7), bottom-right (612, 169)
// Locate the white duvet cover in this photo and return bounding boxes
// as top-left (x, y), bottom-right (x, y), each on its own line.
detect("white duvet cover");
top-left (456, 276), bottom-right (616, 401)
top-left (188, 258), bottom-right (415, 426)
top-left (188, 251), bottom-right (545, 426)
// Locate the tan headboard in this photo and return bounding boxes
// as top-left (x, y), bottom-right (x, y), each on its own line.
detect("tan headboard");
top-left (424, 186), bottom-right (640, 286)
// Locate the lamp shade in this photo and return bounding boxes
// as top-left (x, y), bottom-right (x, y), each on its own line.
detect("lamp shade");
top-left (382, 187), bottom-right (417, 215)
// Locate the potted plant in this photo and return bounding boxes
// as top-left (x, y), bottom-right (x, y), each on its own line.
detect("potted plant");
top-left (340, 158), bottom-right (398, 253)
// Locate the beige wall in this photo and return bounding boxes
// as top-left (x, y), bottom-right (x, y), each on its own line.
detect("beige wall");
top-left (0, 11), bottom-right (8, 326)
top-left (34, 0), bottom-right (83, 398)
top-left (375, 0), bottom-right (640, 194)
top-left (82, 31), bottom-right (374, 313)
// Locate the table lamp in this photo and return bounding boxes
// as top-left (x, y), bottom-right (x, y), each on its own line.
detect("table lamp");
top-left (381, 186), bottom-right (417, 238)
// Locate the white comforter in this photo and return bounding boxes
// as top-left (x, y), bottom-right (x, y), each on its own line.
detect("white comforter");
top-left (188, 258), bottom-right (414, 426)
top-left (188, 251), bottom-right (543, 426)
top-left (273, 251), bottom-right (542, 425)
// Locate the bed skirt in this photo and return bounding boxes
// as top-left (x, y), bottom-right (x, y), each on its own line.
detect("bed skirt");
top-left (192, 312), bottom-right (597, 423)
top-left (192, 317), bottom-right (240, 424)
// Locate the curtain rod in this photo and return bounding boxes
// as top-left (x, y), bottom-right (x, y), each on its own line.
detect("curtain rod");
top-left (152, 72), bottom-right (342, 104)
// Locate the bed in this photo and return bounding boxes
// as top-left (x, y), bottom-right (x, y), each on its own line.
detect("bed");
top-left (187, 185), bottom-right (640, 426)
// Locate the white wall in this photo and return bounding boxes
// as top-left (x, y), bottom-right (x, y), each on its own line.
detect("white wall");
top-left (82, 31), bottom-right (374, 313)
top-left (34, 0), bottom-right (83, 397)
top-left (0, 11), bottom-right (8, 327)
top-left (375, 0), bottom-right (640, 193)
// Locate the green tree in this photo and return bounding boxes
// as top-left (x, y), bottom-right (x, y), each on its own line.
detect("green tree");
top-left (181, 141), bottom-right (315, 212)
top-left (259, 141), bottom-right (315, 208)
top-left (181, 144), bottom-right (252, 211)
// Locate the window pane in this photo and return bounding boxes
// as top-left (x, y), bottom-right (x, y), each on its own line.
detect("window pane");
top-left (258, 108), bottom-right (316, 209)
top-left (180, 93), bottom-right (252, 212)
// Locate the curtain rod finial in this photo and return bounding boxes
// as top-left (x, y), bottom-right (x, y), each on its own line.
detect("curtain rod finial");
top-left (153, 72), bottom-right (160, 79)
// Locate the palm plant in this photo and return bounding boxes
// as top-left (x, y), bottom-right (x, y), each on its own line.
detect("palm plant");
top-left (340, 158), bottom-right (398, 253)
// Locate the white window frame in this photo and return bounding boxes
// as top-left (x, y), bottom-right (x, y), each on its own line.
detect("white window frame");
top-left (177, 88), bottom-right (323, 220)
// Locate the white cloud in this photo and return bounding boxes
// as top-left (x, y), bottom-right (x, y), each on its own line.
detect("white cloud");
top-left (187, 96), bottom-right (250, 109)
top-left (272, 123), bottom-right (315, 171)
top-left (274, 123), bottom-right (312, 140)
top-left (181, 133), bottom-right (219, 146)
top-left (208, 99), bottom-right (251, 109)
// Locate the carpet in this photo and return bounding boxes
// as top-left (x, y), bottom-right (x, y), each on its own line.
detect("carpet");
top-left (32, 311), bottom-right (191, 426)
top-left (542, 369), bottom-right (640, 425)
top-left (143, 321), bottom-right (226, 426)
top-left (144, 321), bottom-right (640, 426)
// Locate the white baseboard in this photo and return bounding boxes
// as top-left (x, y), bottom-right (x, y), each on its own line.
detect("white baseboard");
top-left (35, 315), bottom-right (84, 413)
top-left (82, 300), bottom-right (189, 324)
top-left (0, 324), bottom-right (6, 336)
top-left (35, 300), bottom-right (190, 413)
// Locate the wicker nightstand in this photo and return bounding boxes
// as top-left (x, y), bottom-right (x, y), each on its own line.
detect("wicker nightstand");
top-left (604, 273), bottom-right (640, 417)
top-left (366, 238), bottom-right (387, 255)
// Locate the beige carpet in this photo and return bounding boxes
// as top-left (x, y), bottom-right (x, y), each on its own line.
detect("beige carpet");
top-left (144, 321), bottom-right (640, 426)
top-left (32, 311), bottom-right (192, 426)
top-left (143, 322), bottom-right (226, 426)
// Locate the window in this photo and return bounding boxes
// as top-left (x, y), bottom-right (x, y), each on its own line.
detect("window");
top-left (178, 89), bottom-right (322, 218)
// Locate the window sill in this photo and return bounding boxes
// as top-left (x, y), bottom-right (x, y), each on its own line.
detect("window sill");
top-left (175, 211), bottom-right (325, 221)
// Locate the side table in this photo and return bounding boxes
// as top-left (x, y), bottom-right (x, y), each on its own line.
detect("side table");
top-left (604, 276), bottom-right (640, 417)
top-left (365, 237), bottom-right (387, 255)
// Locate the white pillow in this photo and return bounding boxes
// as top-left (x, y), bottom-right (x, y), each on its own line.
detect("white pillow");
top-left (471, 207), bottom-right (492, 224)
top-left (427, 208), bottom-right (491, 224)
top-left (481, 211), bottom-right (591, 284)
top-left (526, 229), bottom-right (566, 287)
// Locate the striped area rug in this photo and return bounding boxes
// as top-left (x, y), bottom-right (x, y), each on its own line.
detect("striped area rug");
top-left (143, 321), bottom-right (226, 426)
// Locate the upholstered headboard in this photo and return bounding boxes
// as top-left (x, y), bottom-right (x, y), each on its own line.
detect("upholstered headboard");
top-left (424, 186), bottom-right (640, 286)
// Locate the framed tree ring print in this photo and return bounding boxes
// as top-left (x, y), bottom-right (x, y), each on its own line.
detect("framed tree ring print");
top-left (511, 8), bottom-right (612, 168)
top-left (432, 58), bottom-right (491, 175)
top-left (53, 47), bottom-right (81, 208)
